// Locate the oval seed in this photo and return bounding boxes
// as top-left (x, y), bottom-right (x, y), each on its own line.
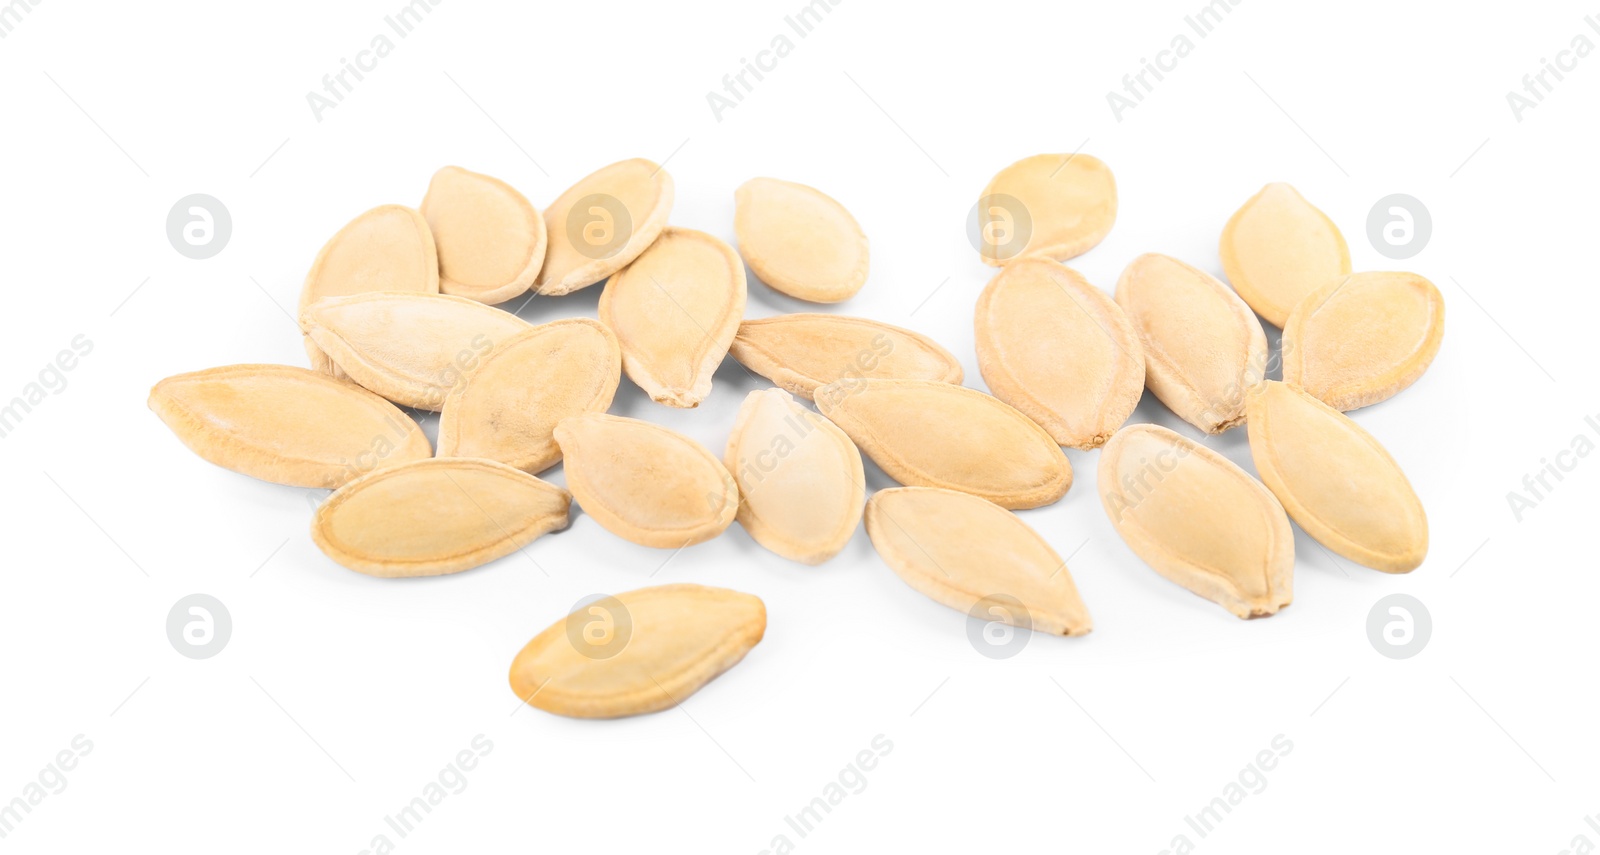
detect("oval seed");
top-left (420, 165), bottom-right (547, 305)
top-left (1219, 183), bottom-right (1351, 327)
top-left (312, 458), bottom-right (570, 577)
top-left (815, 379), bottom-right (1071, 510)
top-left (1246, 382), bottom-right (1427, 573)
top-left (508, 584), bottom-right (765, 719)
top-left (436, 319), bottom-right (621, 474)
top-left (729, 313), bottom-right (962, 400)
top-left (554, 413), bottom-right (738, 548)
top-left (1098, 424), bottom-right (1294, 619)
top-left (724, 388), bottom-right (864, 565)
top-left (299, 204), bottom-right (438, 375)
top-left (975, 257), bottom-right (1145, 449)
top-left (599, 227), bottom-right (746, 408)
top-left (866, 487), bottom-right (1092, 636)
top-left (1281, 271), bottom-right (1445, 411)
top-left (1115, 253), bottom-right (1268, 433)
top-left (149, 364), bottom-right (431, 489)
top-left (976, 153), bottom-right (1117, 265)
top-left (734, 177), bottom-right (868, 303)
top-left (535, 158), bottom-right (674, 296)
top-left (300, 291), bottom-right (532, 411)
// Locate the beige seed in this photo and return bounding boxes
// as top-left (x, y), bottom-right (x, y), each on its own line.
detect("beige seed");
top-left (535, 158), bottom-right (674, 296)
top-left (300, 291), bottom-right (531, 411)
top-left (729, 313), bottom-right (962, 400)
top-left (734, 177), bottom-right (868, 303)
top-left (1098, 424), bottom-right (1294, 619)
top-left (1115, 253), bottom-right (1268, 434)
top-left (975, 257), bottom-right (1145, 449)
top-left (436, 319), bottom-right (621, 474)
top-left (420, 165), bottom-right (547, 305)
top-left (508, 584), bottom-right (765, 719)
top-left (299, 205), bottom-right (438, 375)
top-left (312, 458), bottom-right (571, 577)
top-left (1219, 183), bottom-right (1351, 328)
top-left (554, 413), bottom-right (738, 548)
top-left (724, 388), bottom-right (864, 565)
top-left (866, 487), bottom-right (1092, 636)
top-left (1246, 382), bottom-right (1427, 573)
top-left (1281, 271), bottom-right (1445, 411)
top-left (149, 364), bottom-right (431, 489)
top-left (815, 379), bottom-right (1071, 510)
top-left (976, 153), bottom-right (1117, 265)
top-left (599, 227), bottom-right (746, 408)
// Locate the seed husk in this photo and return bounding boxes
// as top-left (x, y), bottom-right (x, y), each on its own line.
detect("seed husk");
top-left (535, 158), bottom-right (674, 296)
top-left (420, 165), bottom-right (547, 305)
top-left (729, 313), bottom-right (962, 400)
top-left (734, 177), bottom-right (868, 303)
top-left (1219, 183), bottom-right (1351, 328)
top-left (1281, 271), bottom-right (1445, 411)
top-left (976, 153), bottom-right (1117, 265)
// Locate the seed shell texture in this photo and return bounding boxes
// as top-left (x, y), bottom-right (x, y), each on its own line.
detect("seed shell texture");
top-left (420, 166), bottom-right (547, 305)
top-left (975, 257), bottom-right (1145, 449)
top-left (311, 458), bottom-right (571, 577)
top-left (1115, 253), bottom-right (1268, 434)
top-left (866, 487), bottom-right (1092, 636)
top-left (729, 313), bottom-right (963, 400)
top-left (149, 364), bottom-right (431, 489)
top-left (724, 388), bottom-right (865, 565)
top-left (554, 413), bottom-right (739, 548)
top-left (508, 584), bottom-right (766, 719)
top-left (814, 378), bottom-right (1071, 510)
top-left (734, 177), bottom-right (869, 303)
top-left (300, 291), bottom-right (532, 411)
top-left (1245, 382), bottom-right (1427, 573)
top-left (1280, 271), bottom-right (1445, 412)
top-left (976, 153), bottom-right (1117, 265)
top-left (1098, 424), bottom-right (1294, 619)
top-left (599, 227), bottom-right (746, 408)
top-left (437, 319), bottom-right (621, 474)
top-left (535, 158), bottom-right (674, 296)
top-left (1219, 183), bottom-right (1351, 328)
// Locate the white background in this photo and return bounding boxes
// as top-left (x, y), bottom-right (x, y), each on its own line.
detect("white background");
top-left (1, 0), bottom-right (1596, 852)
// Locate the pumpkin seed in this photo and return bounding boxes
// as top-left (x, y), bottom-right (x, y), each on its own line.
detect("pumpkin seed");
top-left (311, 458), bottom-right (570, 577)
top-left (535, 158), bottom-right (674, 296)
top-left (436, 318), bottom-right (621, 474)
top-left (729, 313), bottom-right (962, 400)
top-left (420, 165), bottom-right (547, 305)
top-left (724, 388), bottom-right (864, 565)
top-left (1098, 424), bottom-right (1294, 618)
top-left (598, 227), bottom-right (746, 408)
top-left (508, 584), bottom-right (765, 719)
top-left (554, 413), bottom-right (738, 548)
top-left (1115, 253), bottom-right (1268, 434)
top-left (1219, 183), bottom-right (1351, 328)
top-left (734, 177), bottom-right (868, 303)
top-left (149, 364), bottom-right (431, 488)
top-left (815, 379), bottom-right (1071, 510)
top-left (975, 257), bottom-right (1145, 449)
top-left (976, 153), bottom-right (1117, 265)
top-left (1281, 271), bottom-right (1445, 411)
top-left (1245, 382), bottom-right (1427, 573)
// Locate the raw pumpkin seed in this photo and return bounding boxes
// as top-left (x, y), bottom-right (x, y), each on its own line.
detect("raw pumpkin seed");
top-left (734, 177), bottom-right (868, 303)
top-left (420, 165), bottom-right (547, 305)
top-left (729, 313), bottom-right (962, 400)
top-left (1281, 271), bottom-right (1445, 411)
top-left (976, 153), bottom-right (1117, 265)
top-left (535, 158), bottom-right (674, 296)
top-left (1219, 183), bottom-right (1351, 328)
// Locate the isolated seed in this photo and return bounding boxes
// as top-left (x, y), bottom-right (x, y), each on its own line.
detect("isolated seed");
top-left (1281, 271), bottom-right (1445, 411)
top-left (1115, 253), bottom-right (1268, 433)
top-left (436, 319), bottom-right (621, 474)
top-left (976, 153), bottom-right (1117, 265)
top-left (536, 158), bottom-right (674, 296)
top-left (1220, 183), bottom-right (1351, 328)
top-left (1098, 424), bottom-right (1294, 619)
top-left (866, 487), bottom-right (1092, 635)
top-left (420, 165), bottom-right (547, 305)
top-left (300, 291), bottom-right (531, 411)
top-left (299, 205), bottom-right (438, 375)
top-left (508, 584), bottom-right (765, 719)
top-left (734, 177), bottom-right (868, 303)
top-left (1245, 382), bottom-right (1427, 573)
top-left (312, 458), bottom-right (570, 577)
top-left (725, 388), bottom-right (864, 565)
top-left (149, 364), bottom-right (431, 488)
top-left (554, 413), bottom-right (738, 548)
top-left (975, 257), bottom-right (1145, 449)
top-left (815, 379), bottom-right (1071, 510)
top-left (599, 227), bottom-right (746, 408)
top-left (729, 313), bottom-right (962, 400)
